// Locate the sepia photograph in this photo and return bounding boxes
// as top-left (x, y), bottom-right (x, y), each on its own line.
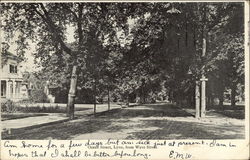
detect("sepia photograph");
top-left (0, 1), bottom-right (247, 142)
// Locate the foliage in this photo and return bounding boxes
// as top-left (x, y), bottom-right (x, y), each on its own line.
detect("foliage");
top-left (17, 105), bottom-right (63, 113)
top-left (28, 89), bottom-right (49, 103)
top-left (22, 71), bottom-right (47, 90)
top-left (205, 3), bottom-right (244, 106)
top-left (0, 2), bottom-right (245, 106)
top-left (1, 100), bottom-right (17, 113)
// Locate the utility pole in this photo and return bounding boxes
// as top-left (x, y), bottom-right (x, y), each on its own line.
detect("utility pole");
top-left (195, 81), bottom-right (200, 118)
top-left (200, 38), bottom-right (208, 118)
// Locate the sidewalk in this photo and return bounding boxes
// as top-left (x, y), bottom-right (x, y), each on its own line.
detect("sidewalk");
top-left (1, 104), bottom-right (123, 133)
top-left (1, 113), bottom-right (68, 132)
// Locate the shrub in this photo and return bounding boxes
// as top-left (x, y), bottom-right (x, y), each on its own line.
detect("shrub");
top-left (1, 99), bottom-right (17, 113)
top-left (29, 89), bottom-right (49, 103)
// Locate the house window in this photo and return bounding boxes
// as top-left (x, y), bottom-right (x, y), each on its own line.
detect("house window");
top-left (1, 81), bottom-right (6, 97)
top-left (9, 64), bottom-right (17, 73)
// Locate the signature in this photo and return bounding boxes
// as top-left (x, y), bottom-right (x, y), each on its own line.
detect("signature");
top-left (169, 150), bottom-right (192, 159)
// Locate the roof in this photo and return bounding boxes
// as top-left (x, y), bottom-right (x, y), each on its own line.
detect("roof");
top-left (1, 51), bottom-right (22, 62)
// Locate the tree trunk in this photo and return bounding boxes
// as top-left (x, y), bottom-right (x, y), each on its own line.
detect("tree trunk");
top-left (195, 81), bottom-right (200, 118)
top-left (200, 77), bottom-right (207, 118)
top-left (200, 4), bottom-right (208, 118)
top-left (93, 78), bottom-right (97, 115)
top-left (169, 90), bottom-right (174, 103)
top-left (211, 95), bottom-right (215, 106)
top-left (142, 88), bottom-right (146, 104)
top-left (207, 95), bottom-right (211, 107)
top-left (107, 85), bottom-right (110, 111)
top-left (126, 94), bottom-right (129, 107)
top-left (208, 95), bottom-right (215, 108)
top-left (67, 65), bottom-right (77, 119)
top-left (231, 84), bottom-right (236, 107)
top-left (219, 89), bottom-right (224, 107)
top-left (188, 89), bottom-right (194, 107)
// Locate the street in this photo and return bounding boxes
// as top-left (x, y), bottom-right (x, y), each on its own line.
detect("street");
top-left (2, 103), bottom-right (245, 139)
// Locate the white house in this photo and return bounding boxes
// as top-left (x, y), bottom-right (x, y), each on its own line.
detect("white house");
top-left (1, 43), bottom-right (28, 102)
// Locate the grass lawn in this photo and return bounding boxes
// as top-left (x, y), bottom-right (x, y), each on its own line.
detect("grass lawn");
top-left (1, 105), bottom-right (91, 121)
top-left (1, 113), bottom-right (48, 121)
top-left (15, 106), bottom-right (91, 113)
top-left (2, 103), bottom-right (245, 140)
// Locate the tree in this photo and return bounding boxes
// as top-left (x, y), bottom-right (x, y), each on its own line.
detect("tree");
top-left (206, 3), bottom-right (244, 107)
top-left (0, 3), bottom-right (110, 117)
top-left (114, 2), bottom-right (244, 114)
top-left (1, 2), bottom-right (244, 118)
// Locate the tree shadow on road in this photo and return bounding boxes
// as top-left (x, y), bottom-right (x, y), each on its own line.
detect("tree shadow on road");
top-left (95, 103), bottom-right (194, 119)
top-left (126, 119), bottom-right (245, 139)
top-left (1, 103), bottom-right (244, 140)
top-left (180, 104), bottom-right (245, 120)
top-left (208, 109), bottom-right (245, 119)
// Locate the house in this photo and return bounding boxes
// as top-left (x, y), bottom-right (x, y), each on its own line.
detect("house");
top-left (0, 42), bottom-right (28, 102)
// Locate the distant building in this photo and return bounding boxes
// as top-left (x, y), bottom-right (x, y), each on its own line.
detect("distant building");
top-left (0, 43), bottom-right (28, 102)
